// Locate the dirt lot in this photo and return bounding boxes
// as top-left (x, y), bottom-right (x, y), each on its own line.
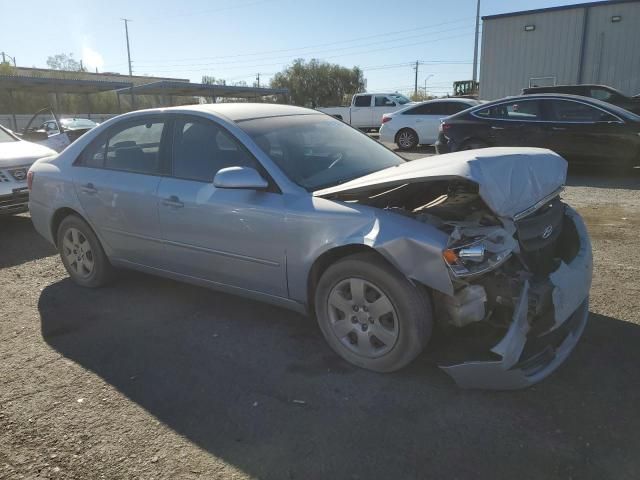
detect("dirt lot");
top-left (1, 150), bottom-right (639, 479)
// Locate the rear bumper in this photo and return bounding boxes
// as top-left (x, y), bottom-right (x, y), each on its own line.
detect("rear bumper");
top-left (378, 125), bottom-right (396, 145)
top-left (438, 207), bottom-right (592, 390)
top-left (434, 134), bottom-right (453, 154)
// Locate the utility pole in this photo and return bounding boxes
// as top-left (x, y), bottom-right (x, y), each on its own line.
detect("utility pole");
top-left (413, 60), bottom-right (419, 97)
top-left (472, 0), bottom-right (481, 83)
top-left (256, 73), bottom-right (260, 88)
top-left (121, 18), bottom-right (135, 108)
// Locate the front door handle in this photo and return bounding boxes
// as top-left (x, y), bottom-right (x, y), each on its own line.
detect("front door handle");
top-left (162, 195), bottom-right (184, 208)
top-left (551, 126), bottom-right (567, 131)
top-left (81, 182), bottom-right (97, 194)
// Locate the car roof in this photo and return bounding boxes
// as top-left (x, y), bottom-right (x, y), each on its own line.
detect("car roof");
top-left (126, 103), bottom-right (320, 122)
top-left (468, 93), bottom-right (640, 120)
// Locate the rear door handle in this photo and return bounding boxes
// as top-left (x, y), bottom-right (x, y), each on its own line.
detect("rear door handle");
top-left (80, 182), bottom-right (97, 194)
top-left (162, 195), bottom-right (184, 208)
top-left (490, 126), bottom-right (505, 130)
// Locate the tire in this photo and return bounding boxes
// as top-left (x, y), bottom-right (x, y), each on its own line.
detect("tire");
top-left (314, 252), bottom-right (432, 372)
top-left (459, 139), bottom-right (488, 151)
top-left (396, 128), bottom-right (419, 150)
top-left (56, 215), bottom-right (114, 288)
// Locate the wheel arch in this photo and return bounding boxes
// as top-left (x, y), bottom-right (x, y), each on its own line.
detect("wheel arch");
top-left (50, 207), bottom-right (91, 247)
top-left (306, 244), bottom-right (387, 314)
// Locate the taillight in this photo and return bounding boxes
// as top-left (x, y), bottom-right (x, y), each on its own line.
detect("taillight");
top-left (27, 171), bottom-right (34, 191)
top-left (440, 122), bottom-right (452, 132)
top-left (381, 116), bottom-right (392, 124)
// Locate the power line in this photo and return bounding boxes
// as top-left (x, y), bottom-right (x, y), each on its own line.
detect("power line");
top-left (133, 31), bottom-right (476, 74)
top-left (128, 17), bottom-right (475, 66)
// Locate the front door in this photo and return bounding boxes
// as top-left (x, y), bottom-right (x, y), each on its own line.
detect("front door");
top-left (157, 115), bottom-right (288, 297)
top-left (540, 99), bottom-right (633, 165)
top-left (72, 115), bottom-right (169, 267)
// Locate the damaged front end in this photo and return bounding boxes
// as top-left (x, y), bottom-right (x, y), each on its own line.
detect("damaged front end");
top-left (323, 175), bottom-right (592, 390)
top-left (316, 148), bottom-right (592, 389)
top-left (436, 201), bottom-right (591, 390)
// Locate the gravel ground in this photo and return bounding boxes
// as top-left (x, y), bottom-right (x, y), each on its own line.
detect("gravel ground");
top-left (1, 149), bottom-right (639, 479)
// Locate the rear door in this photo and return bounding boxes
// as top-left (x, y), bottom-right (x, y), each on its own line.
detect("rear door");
top-left (540, 98), bottom-right (633, 164)
top-left (157, 115), bottom-right (288, 297)
top-left (72, 115), bottom-right (169, 266)
top-left (402, 102), bottom-right (448, 144)
top-left (350, 95), bottom-right (373, 128)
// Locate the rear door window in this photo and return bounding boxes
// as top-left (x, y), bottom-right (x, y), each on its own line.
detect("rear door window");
top-left (404, 103), bottom-right (447, 115)
top-left (353, 95), bottom-right (372, 107)
top-left (77, 117), bottom-right (167, 174)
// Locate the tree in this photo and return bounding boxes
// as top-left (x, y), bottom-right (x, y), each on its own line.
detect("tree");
top-left (46, 53), bottom-right (85, 72)
top-left (270, 59), bottom-right (365, 108)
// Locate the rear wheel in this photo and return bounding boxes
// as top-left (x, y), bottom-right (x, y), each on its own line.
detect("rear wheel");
top-left (57, 215), bottom-right (114, 288)
top-left (396, 128), bottom-right (419, 150)
top-left (314, 253), bottom-right (432, 372)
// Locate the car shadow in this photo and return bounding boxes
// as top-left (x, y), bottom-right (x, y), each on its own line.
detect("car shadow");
top-left (38, 274), bottom-right (640, 479)
top-left (566, 165), bottom-right (640, 190)
top-left (0, 214), bottom-right (56, 268)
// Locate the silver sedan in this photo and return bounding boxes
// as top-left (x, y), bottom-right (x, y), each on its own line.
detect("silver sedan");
top-left (28, 104), bottom-right (592, 389)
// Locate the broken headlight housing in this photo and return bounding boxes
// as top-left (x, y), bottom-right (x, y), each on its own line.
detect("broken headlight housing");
top-left (443, 237), bottom-right (512, 278)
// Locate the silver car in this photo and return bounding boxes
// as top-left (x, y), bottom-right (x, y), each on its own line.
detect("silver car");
top-left (28, 104), bottom-right (592, 389)
top-left (1, 125), bottom-right (56, 215)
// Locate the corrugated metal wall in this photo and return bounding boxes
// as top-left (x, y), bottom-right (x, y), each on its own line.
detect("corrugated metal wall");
top-left (479, 2), bottom-right (640, 100)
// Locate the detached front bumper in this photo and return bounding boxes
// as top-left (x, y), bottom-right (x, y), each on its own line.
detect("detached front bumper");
top-left (438, 207), bottom-right (592, 390)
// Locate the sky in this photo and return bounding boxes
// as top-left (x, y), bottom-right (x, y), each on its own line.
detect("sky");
top-left (2, 0), bottom-right (587, 97)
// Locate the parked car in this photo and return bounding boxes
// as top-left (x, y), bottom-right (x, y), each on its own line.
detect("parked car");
top-left (0, 125), bottom-right (56, 215)
top-left (318, 93), bottom-right (413, 131)
top-left (523, 84), bottom-right (640, 114)
top-left (379, 98), bottom-right (481, 150)
top-left (436, 94), bottom-right (640, 168)
top-left (20, 108), bottom-right (98, 152)
top-left (38, 118), bottom-right (100, 136)
top-left (29, 104), bottom-right (592, 390)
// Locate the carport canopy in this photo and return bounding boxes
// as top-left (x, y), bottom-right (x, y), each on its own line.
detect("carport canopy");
top-left (0, 74), bottom-right (132, 95)
top-left (117, 80), bottom-right (289, 100)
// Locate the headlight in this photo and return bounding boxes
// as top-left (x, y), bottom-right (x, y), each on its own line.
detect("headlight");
top-left (443, 237), bottom-right (511, 277)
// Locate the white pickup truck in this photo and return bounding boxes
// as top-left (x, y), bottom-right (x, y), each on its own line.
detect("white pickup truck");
top-left (318, 93), bottom-right (413, 130)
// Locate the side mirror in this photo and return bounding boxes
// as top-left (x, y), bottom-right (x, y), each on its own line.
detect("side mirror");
top-left (213, 166), bottom-right (269, 190)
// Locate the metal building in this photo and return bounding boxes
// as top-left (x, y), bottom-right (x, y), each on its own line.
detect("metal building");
top-left (479, 0), bottom-right (640, 100)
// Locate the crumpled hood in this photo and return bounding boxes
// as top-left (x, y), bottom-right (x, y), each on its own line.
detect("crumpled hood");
top-left (314, 147), bottom-right (567, 219)
top-left (0, 140), bottom-right (57, 168)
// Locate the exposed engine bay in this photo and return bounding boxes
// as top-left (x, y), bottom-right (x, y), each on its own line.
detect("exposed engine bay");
top-left (325, 178), bottom-right (592, 389)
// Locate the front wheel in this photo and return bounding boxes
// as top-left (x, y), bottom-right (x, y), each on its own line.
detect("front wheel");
top-left (396, 128), bottom-right (419, 150)
top-left (314, 253), bottom-right (432, 372)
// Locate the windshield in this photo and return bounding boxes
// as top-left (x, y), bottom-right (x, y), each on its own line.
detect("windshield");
top-left (390, 94), bottom-right (411, 105)
top-left (0, 126), bottom-right (18, 143)
top-left (238, 114), bottom-right (404, 191)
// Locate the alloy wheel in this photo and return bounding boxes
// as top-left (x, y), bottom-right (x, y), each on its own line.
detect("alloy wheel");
top-left (62, 227), bottom-right (95, 279)
top-left (327, 277), bottom-right (399, 358)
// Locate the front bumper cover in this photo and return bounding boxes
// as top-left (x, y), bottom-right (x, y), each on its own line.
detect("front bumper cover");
top-left (438, 206), bottom-right (592, 390)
